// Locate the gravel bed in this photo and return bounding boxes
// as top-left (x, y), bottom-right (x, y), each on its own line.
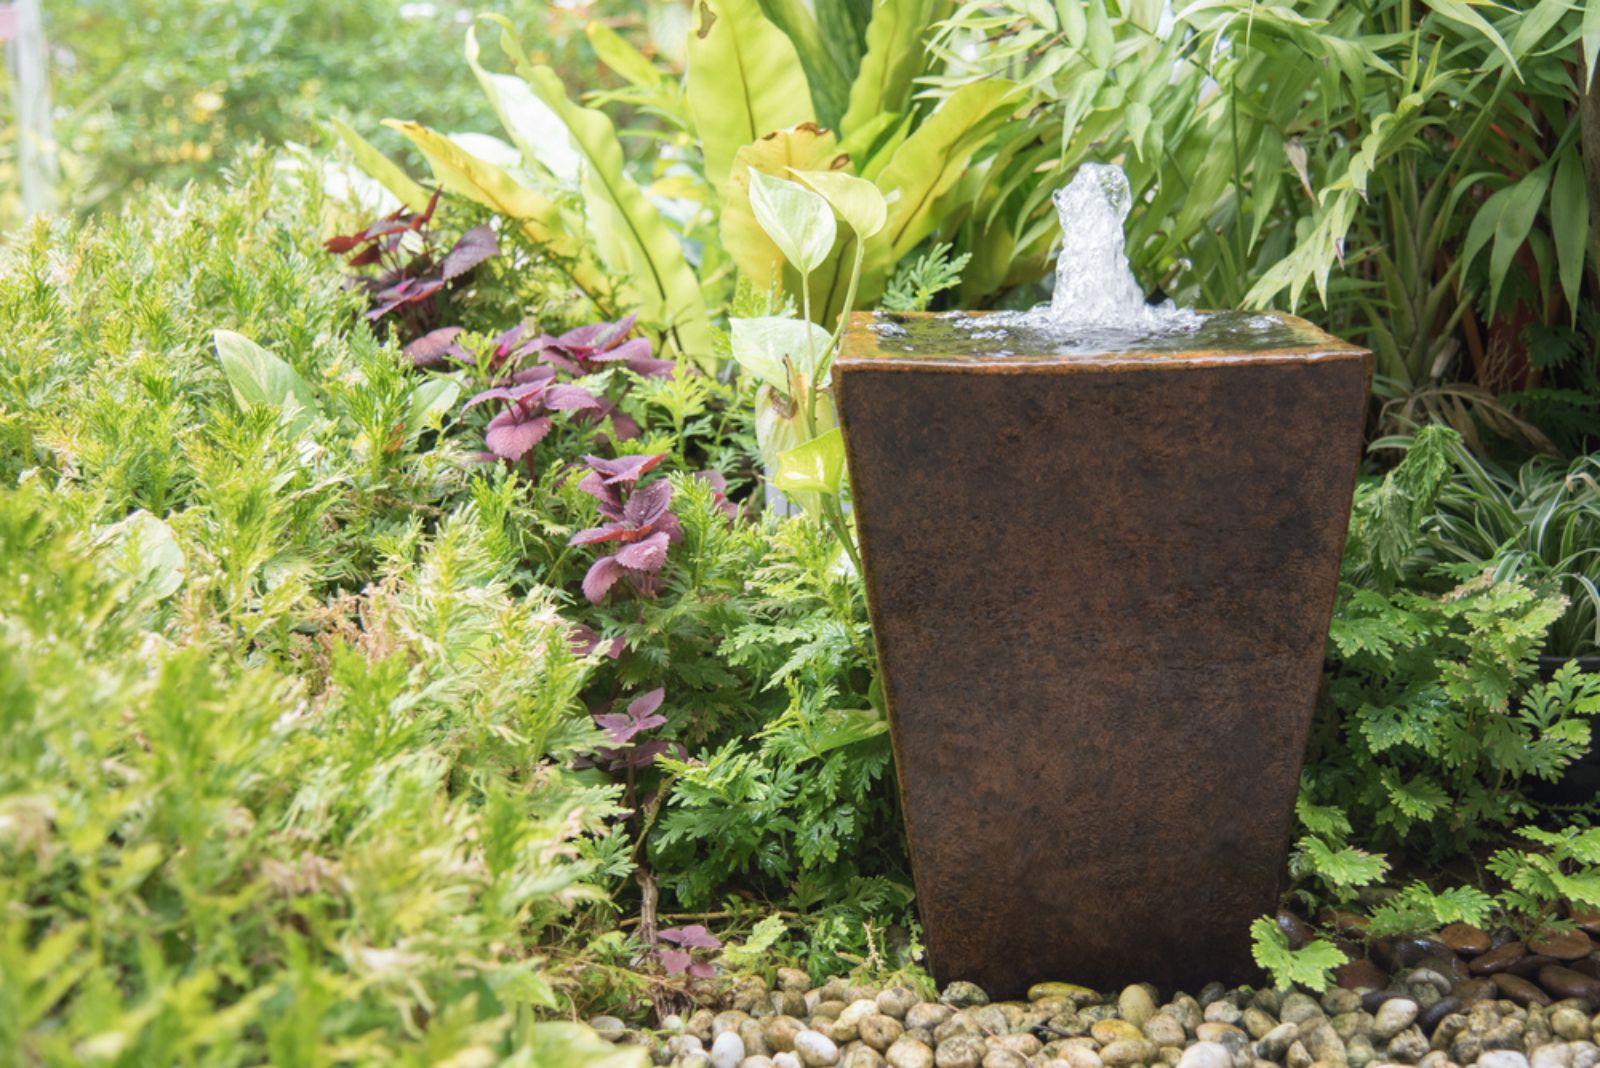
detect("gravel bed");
top-left (589, 920), bottom-right (1600, 1068)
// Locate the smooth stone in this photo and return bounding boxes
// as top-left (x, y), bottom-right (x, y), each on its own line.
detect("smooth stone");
top-left (677, 1056), bottom-right (712, 1068)
top-left (1568, 959), bottom-right (1600, 981)
top-left (816, 1003), bottom-right (849, 1022)
top-left (1099, 1040), bottom-right (1156, 1067)
top-left (987, 1035), bottom-right (1041, 1056)
top-left (1474, 945), bottom-right (1530, 976)
top-left (1144, 1015), bottom-right (1187, 1047)
top-left (1480, 1054), bottom-right (1533, 1068)
top-left (1279, 912), bottom-right (1317, 950)
top-left (795, 1031), bottom-right (841, 1068)
top-left (1196, 1023), bottom-right (1248, 1045)
top-left (1541, 967), bottom-right (1600, 1003)
top-left (1305, 1022), bottom-right (1348, 1063)
top-left (778, 969), bottom-right (811, 993)
top-left (1258, 1023), bottom-right (1301, 1060)
top-left (844, 1051), bottom-right (885, 1068)
top-left (1385, 1026), bottom-right (1429, 1062)
top-left (1510, 957), bottom-right (1563, 979)
top-left (886, 1038), bottom-right (934, 1068)
top-left (672, 1037), bottom-right (708, 1056)
top-left (775, 1057), bottom-right (803, 1068)
top-left (1532, 1046), bottom-right (1574, 1068)
top-left (1345, 1035), bottom-right (1376, 1068)
top-left (714, 1033), bottom-right (748, 1068)
top-left (590, 1016), bottom-right (627, 1040)
top-left (1440, 925), bottom-right (1493, 957)
top-left (1283, 995), bottom-right (1326, 1026)
top-left (978, 1051), bottom-right (1025, 1068)
top-left (743, 1058), bottom-right (777, 1068)
top-left (765, 1018), bottom-right (805, 1052)
top-left (1241, 1009), bottom-right (1277, 1041)
top-left (1406, 971), bottom-right (1454, 998)
top-left (1325, 991), bottom-right (1364, 1016)
top-left (1576, 1045), bottom-right (1600, 1068)
top-left (1337, 962), bottom-right (1391, 993)
top-left (1177, 1042), bottom-right (1234, 1068)
top-left (1375, 1001), bottom-right (1420, 1041)
top-left (742, 1020), bottom-right (771, 1059)
top-left (907, 1006), bottom-right (956, 1032)
top-left (1554, 1010), bottom-right (1592, 1042)
top-left (1416, 1054), bottom-right (1451, 1068)
top-left (861, 1017), bottom-right (904, 1052)
top-left (934, 1036), bottom-right (985, 1068)
top-left (839, 1001), bottom-right (883, 1031)
top-left (1456, 979), bottom-right (1496, 1005)
top-left (1204, 1001), bottom-right (1243, 1026)
top-left (690, 1011), bottom-right (718, 1041)
top-left (1532, 933), bottom-right (1597, 962)
top-left (1571, 911), bottom-right (1600, 937)
top-left (1364, 992), bottom-right (1411, 1014)
top-left (1092, 1020), bottom-right (1145, 1046)
top-left (878, 990), bottom-right (920, 1021)
top-left (1119, 986), bottom-right (1158, 1029)
top-left (1418, 998), bottom-right (1462, 1034)
top-left (1494, 974), bottom-right (1554, 1007)
top-left (1287, 1041), bottom-right (1314, 1068)
top-left (1060, 1049), bottom-right (1106, 1068)
top-left (719, 1013), bottom-right (754, 1037)
top-left (942, 984), bottom-right (990, 1010)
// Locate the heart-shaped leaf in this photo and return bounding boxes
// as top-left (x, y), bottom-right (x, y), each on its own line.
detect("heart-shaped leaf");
top-left (791, 169), bottom-right (888, 240)
top-left (772, 427), bottom-right (846, 497)
top-left (748, 168), bottom-right (837, 274)
top-left (730, 316), bottom-right (833, 392)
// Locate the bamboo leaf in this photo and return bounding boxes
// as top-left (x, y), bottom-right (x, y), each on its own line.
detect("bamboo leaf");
top-left (685, 0), bottom-right (815, 192)
top-left (1488, 167), bottom-right (1552, 315)
top-left (1552, 150), bottom-right (1589, 322)
top-left (1427, 0), bottom-right (1520, 77)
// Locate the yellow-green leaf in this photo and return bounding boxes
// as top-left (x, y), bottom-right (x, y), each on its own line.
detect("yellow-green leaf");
top-left (329, 117), bottom-right (432, 213)
top-left (721, 124), bottom-right (847, 291)
top-left (686, 0), bottom-right (815, 192)
top-left (749, 169), bottom-right (838, 274)
top-left (840, 0), bottom-right (946, 139)
top-left (792, 169), bottom-right (888, 239)
top-left (773, 427), bottom-right (847, 497)
top-left (507, 58), bottom-right (716, 365)
top-left (876, 79), bottom-right (1021, 261)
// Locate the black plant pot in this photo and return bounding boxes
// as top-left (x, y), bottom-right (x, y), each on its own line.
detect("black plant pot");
top-left (1528, 654), bottom-right (1600, 806)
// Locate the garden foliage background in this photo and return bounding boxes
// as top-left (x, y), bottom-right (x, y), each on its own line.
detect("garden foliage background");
top-left (5, 0), bottom-right (1600, 1062)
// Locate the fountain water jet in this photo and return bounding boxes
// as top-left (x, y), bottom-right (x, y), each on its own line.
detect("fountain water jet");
top-left (832, 164), bottom-right (1373, 997)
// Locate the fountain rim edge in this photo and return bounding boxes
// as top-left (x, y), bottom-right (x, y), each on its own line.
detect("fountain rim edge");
top-left (835, 309), bottom-right (1373, 375)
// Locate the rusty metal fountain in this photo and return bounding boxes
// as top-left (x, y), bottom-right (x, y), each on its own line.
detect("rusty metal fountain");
top-left (833, 164), bottom-right (1371, 997)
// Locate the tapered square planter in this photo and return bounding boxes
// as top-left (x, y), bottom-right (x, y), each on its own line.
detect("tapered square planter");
top-left (833, 310), bottom-right (1372, 998)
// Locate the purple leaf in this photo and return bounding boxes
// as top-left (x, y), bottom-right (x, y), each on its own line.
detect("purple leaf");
top-left (624, 480), bottom-right (673, 526)
top-left (658, 948), bottom-right (691, 975)
top-left (544, 384), bottom-right (599, 411)
top-left (570, 523), bottom-right (626, 547)
top-left (585, 453), bottom-right (666, 485)
top-left (404, 327), bottom-right (466, 369)
top-left (615, 531), bottom-right (670, 573)
top-left (484, 413), bottom-right (550, 460)
top-left (627, 688), bottom-right (666, 724)
top-left (568, 624), bottom-right (625, 659)
top-left (582, 555), bottom-right (626, 603)
top-left (440, 224), bottom-right (499, 280)
top-left (659, 924), bottom-right (721, 950)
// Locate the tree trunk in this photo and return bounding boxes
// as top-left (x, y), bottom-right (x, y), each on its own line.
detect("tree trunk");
top-left (6, 0), bottom-right (58, 218)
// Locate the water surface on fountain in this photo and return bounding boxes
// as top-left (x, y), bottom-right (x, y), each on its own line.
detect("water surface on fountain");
top-left (866, 163), bottom-right (1329, 361)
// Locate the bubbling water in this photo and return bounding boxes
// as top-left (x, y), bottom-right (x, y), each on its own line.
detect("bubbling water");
top-left (929, 162), bottom-right (1218, 349)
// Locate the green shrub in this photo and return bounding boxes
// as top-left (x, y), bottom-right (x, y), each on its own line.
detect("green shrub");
top-left (0, 157), bottom-right (659, 1062)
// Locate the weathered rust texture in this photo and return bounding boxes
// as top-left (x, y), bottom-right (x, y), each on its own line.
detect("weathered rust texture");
top-left (834, 311), bottom-right (1371, 998)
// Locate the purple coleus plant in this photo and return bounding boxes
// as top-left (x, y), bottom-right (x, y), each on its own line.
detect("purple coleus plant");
top-left (583, 687), bottom-right (676, 771)
top-left (464, 379), bottom-right (597, 463)
top-left (324, 191), bottom-right (498, 340)
top-left (656, 924), bottom-right (721, 978)
top-left (534, 313), bottom-right (676, 378)
top-left (569, 454), bottom-right (681, 603)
